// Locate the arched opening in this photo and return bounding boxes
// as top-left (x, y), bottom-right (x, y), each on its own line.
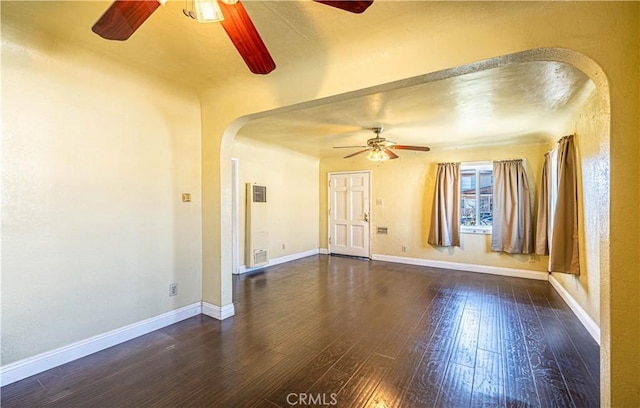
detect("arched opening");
top-left (217, 46), bottom-right (610, 394)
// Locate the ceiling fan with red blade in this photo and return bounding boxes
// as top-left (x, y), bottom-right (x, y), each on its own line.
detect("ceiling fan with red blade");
top-left (334, 127), bottom-right (430, 161)
top-left (91, 0), bottom-right (373, 75)
top-left (313, 1), bottom-right (373, 14)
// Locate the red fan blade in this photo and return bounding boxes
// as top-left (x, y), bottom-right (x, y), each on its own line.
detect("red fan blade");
top-left (92, 0), bottom-right (161, 41)
top-left (313, 0), bottom-right (373, 14)
top-left (218, 0), bottom-right (276, 74)
top-left (384, 149), bottom-right (399, 159)
top-left (389, 145), bottom-right (431, 152)
top-left (344, 149), bottom-right (370, 159)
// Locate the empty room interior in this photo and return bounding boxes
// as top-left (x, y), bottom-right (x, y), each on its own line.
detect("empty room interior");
top-left (1, 1), bottom-right (639, 407)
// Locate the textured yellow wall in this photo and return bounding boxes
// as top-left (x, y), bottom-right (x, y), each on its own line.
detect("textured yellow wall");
top-left (605, 7), bottom-right (639, 402)
top-left (550, 91), bottom-right (608, 327)
top-left (320, 143), bottom-right (549, 273)
top-left (232, 138), bottom-right (319, 265)
top-left (1, 1), bottom-right (637, 404)
top-left (200, 3), bottom-right (639, 405)
top-left (1, 25), bottom-right (203, 364)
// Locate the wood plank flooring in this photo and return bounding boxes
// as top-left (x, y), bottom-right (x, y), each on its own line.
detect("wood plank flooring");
top-left (1, 255), bottom-right (600, 407)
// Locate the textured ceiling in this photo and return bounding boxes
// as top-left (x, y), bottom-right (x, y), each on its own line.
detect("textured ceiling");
top-left (2, 1), bottom-right (595, 158)
top-left (236, 60), bottom-right (595, 158)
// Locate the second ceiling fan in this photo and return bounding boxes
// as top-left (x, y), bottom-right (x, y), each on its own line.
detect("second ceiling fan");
top-left (91, 0), bottom-right (374, 75)
top-left (334, 127), bottom-right (431, 161)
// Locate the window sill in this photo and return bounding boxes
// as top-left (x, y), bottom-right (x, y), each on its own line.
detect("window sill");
top-left (461, 228), bottom-right (492, 235)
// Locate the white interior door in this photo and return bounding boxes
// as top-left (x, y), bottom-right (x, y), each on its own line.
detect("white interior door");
top-left (328, 172), bottom-right (370, 258)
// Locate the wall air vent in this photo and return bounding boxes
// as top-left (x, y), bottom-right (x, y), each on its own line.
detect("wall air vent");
top-left (253, 249), bottom-right (268, 266)
top-left (246, 183), bottom-right (269, 268)
top-left (377, 227), bottom-right (388, 235)
top-left (253, 185), bottom-right (267, 203)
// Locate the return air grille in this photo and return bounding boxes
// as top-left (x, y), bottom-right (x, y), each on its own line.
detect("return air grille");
top-left (252, 185), bottom-right (266, 203)
top-left (253, 249), bottom-right (268, 266)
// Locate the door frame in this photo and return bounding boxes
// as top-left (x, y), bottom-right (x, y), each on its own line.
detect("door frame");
top-left (327, 170), bottom-right (372, 258)
top-left (231, 158), bottom-right (240, 275)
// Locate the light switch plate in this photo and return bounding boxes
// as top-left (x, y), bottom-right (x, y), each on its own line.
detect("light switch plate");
top-left (182, 193), bottom-right (191, 202)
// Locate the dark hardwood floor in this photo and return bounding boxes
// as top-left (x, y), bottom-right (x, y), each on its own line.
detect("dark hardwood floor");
top-left (1, 255), bottom-right (600, 407)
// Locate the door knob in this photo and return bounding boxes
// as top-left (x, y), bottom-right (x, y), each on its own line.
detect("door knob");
top-left (364, 213), bottom-right (369, 222)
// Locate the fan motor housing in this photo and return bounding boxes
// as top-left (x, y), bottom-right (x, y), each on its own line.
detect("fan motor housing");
top-left (367, 137), bottom-right (389, 147)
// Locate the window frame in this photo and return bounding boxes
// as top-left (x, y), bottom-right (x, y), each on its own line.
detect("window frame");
top-left (460, 162), bottom-right (493, 235)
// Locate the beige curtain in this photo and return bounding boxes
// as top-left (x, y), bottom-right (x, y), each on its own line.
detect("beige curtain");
top-left (491, 159), bottom-right (533, 254)
top-left (550, 136), bottom-right (580, 274)
top-left (428, 162), bottom-right (460, 247)
top-left (535, 153), bottom-right (552, 255)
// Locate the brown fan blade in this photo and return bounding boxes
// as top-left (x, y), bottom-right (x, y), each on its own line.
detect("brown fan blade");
top-left (344, 149), bottom-right (370, 159)
top-left (218, 0), bottom-right (276, 75)
top-left (92, 0), bottom-right (161, 41)
top-left (333, 145), bottom-right (367, 149)
top-left (384, 149), bottom-right (399, 159)
top-left (389, 145), bottom-right (431, 152)
top-left (313, 0), bottom-right (373, 14)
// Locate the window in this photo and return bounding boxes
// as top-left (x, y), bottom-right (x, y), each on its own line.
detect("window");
top-left (460, 163), bottom-right (493, 233)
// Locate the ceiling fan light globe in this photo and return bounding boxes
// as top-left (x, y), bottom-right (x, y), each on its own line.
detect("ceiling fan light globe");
top-left (195, 0), bottom-right (224, 22)
top-left (220, 0), bottom-right (239, 4)
top-left (367, 149), bottom-right (389, 162)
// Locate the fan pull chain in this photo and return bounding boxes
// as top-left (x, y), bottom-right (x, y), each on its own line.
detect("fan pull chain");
top-left (183, 0), bottom-right (196, 19)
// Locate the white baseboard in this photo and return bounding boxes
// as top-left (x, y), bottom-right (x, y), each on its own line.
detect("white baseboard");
top-left (0, 255), bottom-right (599, 388)
top-left (371, 254), bottom-right (548, 281)
top-left (319, 248), bottom-right (329, 255)
top-left (236, 248), bottom-right (320, 274)
top-left (202, 301), bottom-right (235, 320)
top-left (371, 253), bottom-right (600, 344)
top-left (0, 302), bottom-right (202, 387)
top-left (548, 274), bottom-right (600, 344)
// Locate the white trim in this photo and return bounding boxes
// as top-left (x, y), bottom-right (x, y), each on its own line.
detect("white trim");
top-left (371, 254), bottom-right (600, 344)
top-left (0, 303), bottom-right (202, 386)
top-left (319, 248), bottom-right (329, 255)
top-left (231, 158), bottom-right (240, 277)
top-left (460, 161), bottom-right (493, 171)
top-left (549, 274), bottom-right (601, 344)
top-left (236, 248), bottom-right (320, 274)
top-left (325, 170), bottom-right (371, 176)
top-left (327, 171), bottom-right (372, 258)
top-left (202, 302), bottom-right (235, 320)
top-left (371, 254), bottom-right (548, 281)
top-left (460, 227), bottom-right (492, 235)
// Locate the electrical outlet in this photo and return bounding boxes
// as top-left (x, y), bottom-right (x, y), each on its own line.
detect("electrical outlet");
top-left (402, 245), bottom-right (407, 252)
top-left (169, 283), bottom-right (178, 297)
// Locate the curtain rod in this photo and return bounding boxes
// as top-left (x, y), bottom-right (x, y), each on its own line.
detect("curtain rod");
top-left (493, 158), bottom-right (524, 163)
top-left (557, 134), bottom-right (575, 143)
